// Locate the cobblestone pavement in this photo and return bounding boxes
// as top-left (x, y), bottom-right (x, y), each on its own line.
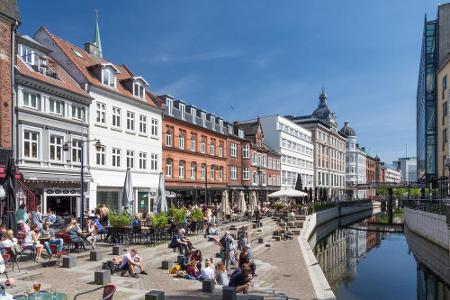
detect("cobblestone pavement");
top-left (3, 218), bottom-right (316, 300)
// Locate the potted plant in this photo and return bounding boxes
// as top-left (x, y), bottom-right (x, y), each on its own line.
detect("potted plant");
top-left (151, 212), bottom-right (169, 228)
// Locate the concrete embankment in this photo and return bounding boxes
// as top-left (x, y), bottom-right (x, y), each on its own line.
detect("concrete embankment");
top-left (299, 201), bottom-right (380, 300)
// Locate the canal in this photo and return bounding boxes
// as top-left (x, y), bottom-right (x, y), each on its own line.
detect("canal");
top-left (310, 210), bottom-right (450, 300)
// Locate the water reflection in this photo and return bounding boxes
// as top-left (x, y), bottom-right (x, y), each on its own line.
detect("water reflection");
top-left (312, 214), bottom-right (449, 300)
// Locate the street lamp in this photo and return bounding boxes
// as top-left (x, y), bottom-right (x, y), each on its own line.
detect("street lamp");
top-left (63, 139), bottom-right (103, 230)
top-left (444, 156), bottom-right (450, 196)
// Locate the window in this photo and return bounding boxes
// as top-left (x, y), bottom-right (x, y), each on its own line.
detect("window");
top-left (127, 111), bottom-right (135, 131)
top-left (179, 160), bottom-right (185, 178)
top-left (210, 165), bottom-right (215, 180)
top-left (23, 91), bottom-right (39, 109)
top-left (191, 162), bottom-right (197, 179)
top-left (211, 116), bottom-right (216, 131)
top-left (444, 128), bottom-right (448, 144)
top-left (200, 137), bottom-right (206, 153)
top-left (96, 146), bottom-right (106, 165)
top-left (243, 168), bottom-right (250, 180)
top-left (127, 150), bottom-right (134, 169)
top-left (112, 148), bottom-right (121, 167)
top-left (230, 143), bottom-right (237, 157)
top-left (166, 159), bottom-right (173, 177)
top-left (238, 129), bottom-right (244, 139)
top-left (150, 153), bottom-right (158, 171)
top-left (133, 82), bottom-right (145, 99)
top-left (166, 129), bottom-right (172, 147)
top-left (218, 166), bottom-right (223, 181)
top-left (210, 140), bottom-right (215, 155)
top-left (72, 106), bottom-right (85, 121)
top-left (252, 172), bottom-right (258, 185)
top-left (201, 112), bottom-right (206, 127)
top-left (49, 135), bottom-right (63, 161)
top-left (71, 140), bottom-right (82, 163)
top-left (179, 131), bottom-right (185, 150)
top-left (190, 134), bottom-right (197, 152)
top-left (201, 164), bottom-right (206, 179)
top-left (112, 107), bottom-right (121, 128)
top-left (102, 68), bottom-right (115, 87)
top-left (443, 75), bottom-right (448, 99)
top-left (96, 102), bottom-right (106, 124)
top-left (139, 115), bottom-right (147, 134)
top-left (139, 152), bottom-right (147, 169)
top-left (48, 99), bottom-right (64, 115)
top-left (166, 98), bottom-right (173, 115)
top-left (252, 152), bottom-right (257, 165)
top-left (23, 130), bottom-right (39, 159)
top-left (219, 119), bottom-right (224, 133)
top-left (242, 144), bottom-right (250, 158)
top-left (20, 44), bottom-right (33, 64)
top-left (230, 166), bottom-right (237, 180)
top-left (180, 103), bottom-right (186, 120)
top-left (191, 108), bottom-right (197, 124)
top-left (218, 143), bottom-right (223, 157)
top-left (151, 119), bottom-right (158, 137)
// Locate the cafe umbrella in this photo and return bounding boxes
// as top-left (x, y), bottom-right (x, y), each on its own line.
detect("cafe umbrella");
top-left (121, 168), bottom-right (134, 213)
top-left (2, 158), bottom-right (17, 233)
top-left (156, 172), bottom-right (168, 213)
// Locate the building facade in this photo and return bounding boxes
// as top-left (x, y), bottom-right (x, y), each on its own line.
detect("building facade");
top-left (339, 122), bottom-right (367, 200)
top-left (36, 27), bottom-right (163, 214)
top-left (15, 34), bottom-right (92, 215)
top-left (384, 167), bottom-right (402, 183)
top-left (288, 90), bottom-right (346, 201)
top-left (0, 0), bottom-right (20, 164)
top-left (257, 115), bottom-right (313, 191)
top-left (392, 157), bottom-right (418, 183)
top-left (160, 96), bottom-right (228, 205)
top-left (366, 155), bottom-right (377, 199)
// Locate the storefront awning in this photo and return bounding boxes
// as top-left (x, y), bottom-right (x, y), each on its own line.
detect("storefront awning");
top-left (21, 170), bottom-right (91, 183)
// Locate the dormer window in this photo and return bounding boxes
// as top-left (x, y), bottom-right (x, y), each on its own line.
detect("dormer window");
top-left (228, 125), bottom-right (233, 135)
top-left (180, 103), bottom-right (186, 120)
top-left (191, 108), bottom-right (196, 124)
top-left (201, 112), bottom-right (206, 127)
top-left (211, 116), bottom-right (216, 131)
top-left (166, 98), bottom-right (173, 115)
top-left (219, 120), bottom-right (224, 133)
top-left (238, 129), bottom-right (244, 139)
top-left (102, 68), bottom-right (116, 88)
top-left (133, 82), bottom-right (145, 99)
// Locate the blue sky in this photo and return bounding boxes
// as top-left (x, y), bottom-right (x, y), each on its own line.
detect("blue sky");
top-left (19, 0), bottom-right (442, 164)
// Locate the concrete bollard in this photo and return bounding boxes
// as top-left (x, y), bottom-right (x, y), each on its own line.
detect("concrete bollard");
top-left (258, 238), bottom-right (264, 244)
top-left (247, 294), bottom-right (265, 300)
top-left (202, 279), bottom-right (215, 292)
top-left (253, 224), bottom-right (257, 229)
top-left (177, 255), bottom-right (184, 264)
top-left (273, 236), bottom-right (281, 241)
top-left (94, 269), bottom-right (111, 285)
top-left (90, 250), bottom-right (102, 261)
top-left (223, 286), bottom-right (237, 300)
top-left (162, 260), bottom-right (172, 270)
top-left (112, 245), bottom-right (123, 255)
top-left (145, 290), bottom-right (165, 300)
top-left (265, 243), bottom-right (271, 247)
top-left (62, 255), bottom-right (76, 268)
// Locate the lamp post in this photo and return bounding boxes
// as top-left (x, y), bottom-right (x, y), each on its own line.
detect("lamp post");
top-left (63, 139), bottom-right (103, 231)
top-left (444, 156), bottom-right (450, 197)
top-left (204, 151), bottom-right (208, 206)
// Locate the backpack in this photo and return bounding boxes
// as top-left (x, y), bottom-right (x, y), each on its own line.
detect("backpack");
top-left (102, 260), bottom-right (119, 274)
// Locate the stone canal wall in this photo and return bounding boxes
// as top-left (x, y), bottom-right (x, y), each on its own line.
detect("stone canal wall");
top-left (298, 201), bottom-right (379, 300)
top-left (404, 207), bottom-right (449, 250)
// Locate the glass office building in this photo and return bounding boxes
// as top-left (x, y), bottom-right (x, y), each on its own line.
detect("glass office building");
top-left (417, 18), bottom-right (438, 182)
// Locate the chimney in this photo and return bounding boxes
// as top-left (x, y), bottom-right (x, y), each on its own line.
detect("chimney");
top-left (84, 42), bottom-right (99, 57)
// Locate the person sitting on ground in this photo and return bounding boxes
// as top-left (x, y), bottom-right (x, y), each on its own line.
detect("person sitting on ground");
top-left (46, 209), bottom-right (57, 224)
top-left (185, 260), bottom-right (199, 279)
top-left (179, 249), bottom-right (191, 271)
top-left (190, 249), bottom-right (203, 270)
top-left (215, 261), bottom-right (229, 286)
top-left (180, 228), bottom-right (193, 249)
top-left (197, 258), bottom-right (215, 281)
top-left (15, 204), bottom-right (29, 226)
top-left (0, 230), bottom-right (18, 249)
top-left (229, 263), bottom-right (252, 294)
top-left (31, 205), bottom-right (44, 231)
top-left (205, 223), bottom-right (220, 243)
top-left (40, 221), bottom-right (64, 257)
top-left (119, 249), bottom-right (148, 278)
top-left (23, 224), bottom-right (44, 262)
top-left (64, 218), bottom-right (85, 251)
top-left (171, 229), bottom-right (192, 253)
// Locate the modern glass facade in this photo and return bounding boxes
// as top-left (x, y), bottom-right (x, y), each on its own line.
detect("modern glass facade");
top-left (417, 18), bottom-right (438, 181)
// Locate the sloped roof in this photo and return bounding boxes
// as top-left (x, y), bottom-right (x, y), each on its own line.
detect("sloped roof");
top-left (40, 27), bottom-right (160, 108)
top-left (0, 0), bottom-right (20, 22)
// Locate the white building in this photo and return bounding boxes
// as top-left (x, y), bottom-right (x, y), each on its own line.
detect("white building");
top-left (339, 122), bottom-right (367, 199)
top-left (36, 26), bottom-right (163, 213)
top-left (258, 115), bottom-right (314, 190)
top-left (392, 157), bottom-right (417, 183)
top-left (384, 167), bottom-right (402, 183)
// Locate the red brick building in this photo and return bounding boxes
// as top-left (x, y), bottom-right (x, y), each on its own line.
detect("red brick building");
top-left (0, 0), bottom-right (20, 164)
top-left (366, 155), bottom-right (377, 199)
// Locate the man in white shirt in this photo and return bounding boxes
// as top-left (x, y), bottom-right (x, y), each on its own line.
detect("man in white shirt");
top-left (119, 249), bottom-right (148, 278)
top-left (197, 258), bottom-right (215, 281)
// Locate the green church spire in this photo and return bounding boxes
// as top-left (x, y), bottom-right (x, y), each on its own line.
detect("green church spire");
top-left (94, 10), bottom-right (103, 58)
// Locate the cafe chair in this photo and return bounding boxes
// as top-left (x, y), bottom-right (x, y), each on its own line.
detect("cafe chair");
top-left (73, 284), bottom-right (116, 300)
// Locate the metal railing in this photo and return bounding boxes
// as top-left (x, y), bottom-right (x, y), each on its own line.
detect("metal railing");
top-left (404, 199), bottom-right (450, 216)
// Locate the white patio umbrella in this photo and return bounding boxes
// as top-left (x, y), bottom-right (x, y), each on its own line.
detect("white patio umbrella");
top-left (220, 190), bottom-right (230, 217)
top-left (249, 191), bottom-right (258, 215)
top-left (268, 188), bottom-right (308, 198)
top-left (121, 168), bottom-right (134, 213)
top-left (156, 173), bottom-right (168, 213)
top-left (238, 191), bottom-right (247, 215)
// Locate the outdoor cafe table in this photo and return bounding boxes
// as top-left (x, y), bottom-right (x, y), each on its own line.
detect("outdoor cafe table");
top-left (14, 291), bottom-right (67, 299)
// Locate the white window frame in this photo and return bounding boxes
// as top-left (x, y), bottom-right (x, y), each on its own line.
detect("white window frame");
top-left (230, 166), bottom-right (238, 180)
top-left (201, 112), bottom-right (206, 127)
top-left (22, 91), bottom-right (39, 110)
top-left (22, 129), bottom-right (40, 160)
top-left (102, 68), bottom-right (116, 88)
top-left (96, 146), bottom-right (106, 166)
top-left (200, 137), bottom-right (206, 153)
top-left (96, 102), bottom-right (106, 124)
top-left (166, 159), bottom-right (173, 177)
top-left (72, 105), bottom-right (85, 121)
top-left (230, 143), bottom-right (237, 157)
top-left (180, 103), bottom-right (186, 120)
top-left (191, 162), bottom-right (197, 179)
top-left (49, 134), bottom-right (64, 162)
top-left (211, 116), bottom-right (216, 131)
top-left (179, 132), bottom-right (185, 150)
top-left (191, 134), bottom-right (196, 152)
top-left (112, 148), bottom-right (121, 167)
top-left (112, 107), bottom-right (121, 128)
top-left (127, 150), bottom-right (134, 169)
top-left (201, 164), bottom-right (206, 179)
top-left (166, 98), bottom-right (173, 116)
top-left (48, 98), bottom-right (64, 116)
top-left (191, 108), bottom-right (197, 124)
top-left (151, 118), bottom-right (158, 137)
top-left (243, 168), bottom-right (250, 180)
top-left (242, 144), bottom-right (250, 159)
top-left (127, 111), bottom-right (135, 131)
top-left (150, 153), bottom-right (158, 171)
top-left (139, 152), bottom-right (147, 170)
top-left (71, 139), bottom-right (83, 164)
top-left (210, 165), bottom-right (215, 180)
top-left (133, 82), bottom-right (145, 99)
top-left (166, 130), bottom-right (172, 147)
top-left (178, 160), bottom-right (185, 179)
top-left (218, 143), bottom-right (223, 157)
top-left (139, 114), bottom-right (147, 134)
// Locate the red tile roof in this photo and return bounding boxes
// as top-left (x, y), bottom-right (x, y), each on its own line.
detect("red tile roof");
top-left (16, 56), bottom-right (91, 98)
top-left (41, 27), bottom-right (161, 109)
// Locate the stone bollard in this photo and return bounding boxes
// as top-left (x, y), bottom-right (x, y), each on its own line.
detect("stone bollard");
top-left (90, 250), bottom-right (102, 261)
top-left (202, 279), bottom-right (215, 292)
top-left (94, 269), bottom-right (111, 285)
top-left (145, 290), bottom-right (165, 300)
top-left (177, 255), bottom-right (184, 264)
top-left (273, 236), bottom-right (281, 241)
top-left (258, 238), bottom-right (264, 244)
top-left (223, 286), bottom-right (237, 300)
top-left (253, 224), bottom-right (257, 229)
top-left (62, 255), bottom-right (76, 268)
top-left (265, 243), bottom-right (271, 248)
top-left (112, 245), bottom-right (123, 255)
top-left (162, 260), bottom-right (172, 270)
top-left (247, 294), bottom-right (265, 300)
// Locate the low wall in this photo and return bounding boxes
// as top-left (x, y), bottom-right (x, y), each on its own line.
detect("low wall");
top-left (404, 207), bottom-right (449, 250)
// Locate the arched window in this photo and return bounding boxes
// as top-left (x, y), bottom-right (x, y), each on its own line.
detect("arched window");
top-left (165, 129), bottom-right (172, 147)
top-left (179, 131), bottom-right (185, 150)
top-left (166, 159), bottom-right (173, 177)
top-left (191, 162), bottom-right (197, 179)
top-left (201, 163), bottom-right (206, 179)
top-left (210, 165), bottom-right (215, 180)
top-left (179, 160), bottom-right (185, 179)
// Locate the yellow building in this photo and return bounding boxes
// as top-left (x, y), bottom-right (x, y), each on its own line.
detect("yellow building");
top-left (437, 59), bottom-right (450, 178)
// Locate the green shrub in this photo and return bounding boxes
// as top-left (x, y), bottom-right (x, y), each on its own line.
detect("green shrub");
top-left (191, 208), bottom-right (203, 222)
top-left (152, 212), bottom-right (169, 228)
top-left (273, 202), bottom-right (286, 211)
top-left (168, 208), bottom-right (186, 224)
top-left (108, 211), bottom-right (132, 227)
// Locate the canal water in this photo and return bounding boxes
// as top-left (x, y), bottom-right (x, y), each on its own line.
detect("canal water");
top-left (311, 211), bottom-right (450, 300)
